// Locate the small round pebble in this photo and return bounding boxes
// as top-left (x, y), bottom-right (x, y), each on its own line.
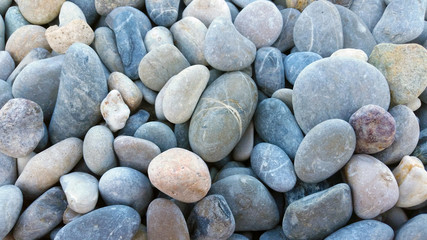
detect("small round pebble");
top-left (146, 0), bottom-right (179, 27)
top-left (134, 121), bottom-right (177, 152)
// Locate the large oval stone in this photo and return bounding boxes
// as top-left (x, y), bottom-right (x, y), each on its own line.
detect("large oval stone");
top-left (325, 220), bottom-right (394, 240)
top-left (189, 71), bottom-right (258, 162)
top-left (293, 57), bottom-right (390, 134)
top-left (0, 185), bottom-right (23, 239)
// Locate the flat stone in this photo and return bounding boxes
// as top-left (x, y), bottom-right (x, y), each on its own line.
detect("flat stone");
top-left (0, 185), bottom-right (23, 239)
top-left (49, 43), bottom-right (108, 144)
top-left (144, 26), bottom-right (173, 52)
top-left (6, 48), bottom-right (50, 85)
top-left (83, 125), bottom-right (116, 176)
top-left (189, 72), bottom-right (257, 162)
top-left (293, 57), bottom-right (390, 134)
top-left (350, 0), bottom-right (384, 31)
top-left (117, 109), bottom-right (150, 136)
top-left (59, 1), bottom-right (86, 26)
top-left (134, 121), bottom-right (177, 152)
top-left (255, 47), bottom-right (285, 96)
top-left (330, 48), bottom-right (368, 61)
top-left (0, 80), bottom-right (12, 109)
top-left (349, 104), bottom-right (396, 154)
top-left (188, 194), bottom-right (235, 240)
top-left (272, 8), bottom-right (301, 52)
top-left (55, 205), bottom-right (141, 239)
top-left (395, 214), bottom-right (427, 240)
top-left (204, 17), bottom-right (256, 72)
top-left (69, 0), bottom-right (99, 25)
top-left (183, 0), bottom-right (231, 27)
top-left (0, 153), bottom-right (16, 186)
top-left (0, 51), bottom-right (14, 80)
top-left (373, 105), bottom-right (419, 165)
top-left (138, 44), bottom-right (190, 91)
top-left (325, 220), bottom-right (394, 240)
top-left (368, 43), bottom-right (427, 106)
top-left (148, 148), bottom-right (211, 203)
top-left (282, 183), bottom-right (353, 240)
top-left (146, 0), bottom-right (179, 27)
top-left (271, 88), bottom-right (293, 110)
top-left (234, 1), bottom-right (282, 48)
top-left (99, 167), bottom-right (152, 212)
top-left (60, 172), bottom-right (99, 214)
top-left (94, 27), bottom-right (124, 73)
top-left (254, 98), bottom-right (303, 159)
top-left (16, 0), bottom-right (65, 24)
top-left (344, 154), bottom-right (399, 219)
top-left (13, 187), bottom-right (67, 240)
top-left (210, 174), bottom-right (279, 231)
top-left (101, 90), bottom-right (131, 132)
top-left (170, 17), bottom-right (208, 65)
top-left (295, 119), bottom-right (356, 183)
top-left (4, 6), bottom-right (29, 39)
top-left (284, 52), bottom-right (322, 85)
top-left (12, 55), bottom-right (63, 120)
top-left (232, 122), bottom-right (254, 161)
top-left (146, 198), bottom-right (190, 240)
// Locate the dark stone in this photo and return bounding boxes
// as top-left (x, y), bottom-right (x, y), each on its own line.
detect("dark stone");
top-left (255, 47), bottom-right (285, 97)
top-left (395, 214), bottom-right (427, 240)
top-left (416, 104), bottom-right (427, 130)
top-left (412, 128), bottom-right (427, 165)
top-left (214, 167), bottom-right (257, 182)
top-left (284, 180), bottom-right (331, 207)
top-left (69, 0), bottom-right (99, 25)
top-left (0, 80), bottom-right (12, 109)
top-left (146, 0), bottom-right (180, 27)
top-left (284, 52), bottom-right (322, 85)
top-left (259, 226), bottom-right (287, 240)
top-left (174, 121), bottom-right (191, 150)
top-left (325, 220), bottom-right (394, 240)
top-left (118, 109), bottom-right (150, 136)
top-left (134, 121), bottom-right (177, 152)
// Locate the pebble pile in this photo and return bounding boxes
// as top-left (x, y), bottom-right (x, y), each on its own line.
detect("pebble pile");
top-left (0, 0), bottom-right (426, 239)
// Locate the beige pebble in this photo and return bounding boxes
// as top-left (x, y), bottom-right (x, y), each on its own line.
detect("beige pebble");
top-left (17, 0), bottom-right (65, 24)
top-left (108, 72), bottom-right (143, 112)
top-left (100, 90), bottom-right (130, 132)
top-left (331, 48), bottom-right (369, 62)
top-left (404, 98), bottom-right (421, 111)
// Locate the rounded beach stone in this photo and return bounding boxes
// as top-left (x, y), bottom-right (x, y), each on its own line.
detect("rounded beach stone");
top-left (189, 71), bottom-right (257, 162)
top-left (214, 167), bottom-right (257, 182)
top-left (251, 143), bottom-right (296, 192)
top-left (272, 8), bottom-right (300, 52)
top-left (282, 183), bottom-right (353, 240)
top-left (0, 80), bottom-right (12, 109)
top-left (60, 172), bottom-right (99, 214)
top-left (69, 0), bottom-right (98, 25)
top-left (16, 0), bottom-right (64, 24)
top-left (13, 187), bottom-right (67, 240)
top-left (325, 220), bottom-right (394, 240)
top-left (392, 156), bottom-right (427, 208)
top-left (147, 198), bottom-right (190, 240)
top-left (5, 25), bottom-right (50, 62)
top-left (101, 90), bottom-right (130, 132)
top-left (146, 0), bottom-right (179, 27)
top-left (272, 88), bottom-right (293, 110)
top-left (99, 167), bottom-right (152, 212)
top-left (405, 98), bottom-right (421, 111)
top-left (174, 122), bottom-right (190, 150)
top-left (293, 0), bottom-right (343, 57)
top-left (284, 52), bottom-right (322, 85)
top-left (170, 17), bottom-right (208, 65)
top-left (204, 17), bottom-right (256, 72)
top-left (163, 65), bottom-right (209, 124)
top-left (0, 51), bottom-right (14, 81)
top-left (368, 43), bottom-right (427, 106)
top-left (4, 6), bottom-right (29, 39)
top-left (188, 194), bottom-right (235, 240)
top-left (95, 0), bottom-right (145, 16)
top-left (210, 174), bottom-right (279, 231)
top-left (0, 153), bottom-right (16, 186)
top-left (255, 47), bottom-right (285, 96)
top-left (350, 0), bottom-right (384, 31)
top-left (94, 27), bottom-right (124, 73)
top-left (6, 47), bottom-right (50, 85)
top-left (134, 121), bottom-right (177, 152)
top-left (381, 207), bottom-right (408, 230)
top-left (148, 148), bottom-right (211, 203)
top-left (114, 136), bottom-right (160, 173)
top-left (331, 48), bottom-right (369, 61)
top-left (344, 154), bottom-right (399, 219)
top-left (58, 1), bottom-right (86, 26)
top-left (293, 57), bottom-right (390, 134)
top-left (117, 109), bottom-right (150, 136)
top-left (0, 98), bottom-right (44, 158)
top-left (295, 119), bottom-right (356, 183)
top-left (138, 44), bottom-right (190, 91)
top-left (108, 72), bottom-right (142, 112)
top-left (83, 125), bottom-right (116, 176)
top-left (349, 104), bottom-right (396, 154)
top-left (232, 122), bottom-right (254, 161)
top-left (373, 105), bottom-right (419, 165)
top-left (55, 205), bottom-right (141, 239)
top-left (183, 0), bottom-right (231, 27)
top-left (17, 152), bottom-right (35, 175)
top-left (395, 214), bottom-right (427, 240)
top-left (154, 77), bottom-right (171, 121)
top-left (144, 26), bottom-right (173, 52)
top-left (234, 1), bottom-right (282, 48)
top-left (0, 185), bottom-right (22, 239)
top-left (254, 98), bottom-right (303, 159)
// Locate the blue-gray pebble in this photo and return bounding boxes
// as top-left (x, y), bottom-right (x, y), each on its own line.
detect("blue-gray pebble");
top-left (93, 27), bottom-right (125, 73)
top-left (0, 51), bottom-right (14, 80)
top-left (272, 8), bottom-right (301, 52)
top-left (118, 109), bottom-right (150, 136)
top-left (4, 6), bottom-right (29, 38)
top-left (146, 0), bottom-right (180, 27)
top-left (0, 185), bottom-right (22, 239)
top-left (0, 80), bottom-right (12, 108)
top-left (69, 0), bottom-right (99, 25)
top-left (214, 167), bottom-right (257, 182)
top-left (395, 214), bottom-right (427, 240)
top-left (174, 121), bottom-right (191, 150)
top-left (325, 220), bottom-right (394, 240)
top-left (284, 52), bottom-right (322, 85)
top-left (0, 152), bottom-right (16, 186)
top-left (285, 179), bottom-right (330, 207)
top-left (350, 0), bottom-right (384, 31)
top-left (6, 47), bottom-right (50, 85)
top-left (0, 16), bottom-right (4, 50)
top-left (260, 226), bottom-right (288, 240)
top-left (255, 47), bottom-right (285, 97)
top-left (0, 0), bottom-right (11, 16)
top-left (134, 121), bottom-right (177, 152)
top-left (412, 128), bottom-right (427, 165)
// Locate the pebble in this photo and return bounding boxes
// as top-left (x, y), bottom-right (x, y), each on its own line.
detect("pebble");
top-left (293, 0), bottom-right (343, 57)
top-left (99, 167), bottom-right (153, 212)
top-left (0, 51), bottom-right (14, 81)
top-left (350, 0), bottom-right (385, 31)
top-left (170, 17), bottom-right (208, 65)
top-left (4, 6), bottom-right (29, 39)
top-left (234, 1), bottom-right (282, 48)
top-left (254, 98), bottom-right (303, 159)
top-left (251, 142), bottom-right (296, 192)
top-left (154, 78), bottom-right (171, 121)
top-left (134, 121), bottom-right (177, 152)
top-left (12, 55), bottom-right (63, 120)
top-left (0, 0), bottom-right (11, 15)
top-left (146, 198), bottom-right (190, 240)
top-left (146, 0), bottom-right (179, 27)
top-left (62, 206), bottom-right (82, 224)
top-left (17, 152), bottom-right (34, 175)
top-left (16, 0), bottom-right (64, 24)
top-left (6, 47), bottom-right (50, 85)
top-left (325, 220), bottom-right (394, 240)
top-left (49, 43), bottom-right (108, 144)
top-left (373, 0), bottom-right (425, 44)
top-left (100, 90), bottom-right (131, 132)
top-left (95, 0), bottom-right (145, 16)
top-left (144, 26), bottom-right (174, 52)
top-left (189, 72), bottom-right (257, 162)
top-left (271, 88), bottom-right (293, 110)
top-left (405, 97), bottom-right (421, 111)
top-left (272, 8), bottom-right (300, 52)
top-left (381, 207), bottom-right (408, 230)
top-left (148, 148), bottom-right (211, 203)
top-left (295, 119), bottom-right (356, 183)
top-left (330, 48), bottom-right (369, 61)
top-left (69, 0), bottom-right (98, 25)
top-left (344, 154), bottom-right (399, 219)
top-left (55, 205), bottom-right (141, 239)
top-left (0, 80), bottom-right (12, 109)
top-left (232, 122), bottom-right (254, 161)
top-left (138, 44), bottom-right (190, 91)
top-left (282, 183), bottom-right (353, 240)
top-left (174, 122), bottom-right (191, 150)
top-left (368, 43), bottom-right (427, 106)
top-left (187, 194), bottom-right (235, 240)
top-left (183, 0), bottom-right (231, 27)
top-left (108, 72), bottom-right (142, 112)
top-left (83, 125), bottom-right (116, 176)
top-left (60, 172), bottom-right (99, 214)
top-left (373, 105), bottom-right (419, 165)
top-left (114, 136), bottom-right (160, 173)
top-left (210, 174), bottom-right (280, 231)
top-left (13, 187), bottom-right (67, 240)
top-left (255, 47), bottom-right (285, 96)
top-left (395, 214), bottom-right (427, 240)
top-left (259, 226), bottom-right (287, 240)
top-left (0, 185), bottom-right (22, 239)
top-left (284, 52), bottom-right (322, 85)
top-left (293, 57), bottom-right (390, 134)
top-left (0, 152), bottom-right (16, 186)
top-left (204, 17), bottom-right (256, 72)
top-left (117, 109), bottom-right (150, 136)
top-left (58, 1), bottom-right (86, 26)
top-left (132, 225), bottom-right (148, 240)
top-left (214, 167), bottom-right (257, 182)
top-left (392, 156), bottom-right (427, 208)
top-left (349, 104), bottom-right (396, 154)
top-left (5, 25), bottom-right (50, 63)
top-left (228, 234), bottom-right (250, 240)
top-left (93, 27), bottom-right (125, 73)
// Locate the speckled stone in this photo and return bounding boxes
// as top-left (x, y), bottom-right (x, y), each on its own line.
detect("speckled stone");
top-left (144, 26), bottom-right (173, 52)
top-left (6, 47), bottom-right (50, 85)
top-left (134, 121), bottom-right (177, 152)
top-left (272, 8), bottom-right (301, 52)
top-left (146, 0), bottom-right (179, 27)
top-left (232, 122), bottom-right (254, 161)
top-left (94, 27), bottom-right (124, 73)
top-left (183, 0), bottom-right (231, 27)
top-left (58, 1), bottom-right (86, 26)
top-left (0, 185), bottom-right (22, 239)
top-left (0, 153), bottom-right (16, 186)
top-left (117, 109), bottom-right (150, 136)
top-left (325, 220), bottom-right (394, 240)
top-left (4, 6), bottom-right (29, 39)
top-left (101, 90), bottom-right (131, 132)
top-left (0, 80), bottom-right (12, 109)
top-left (0, 51), bottom-right (14, 80)
top-left (284, 52), bottom-right (322, 85)
top-left (395, 214), bottom-right (427, 240)
top-left (95, 0), bottom-right (145, 16)
top-left (60, 172), bottom-right (99, 214)
top-left (255, 47), bottom-right (285, 96)
top-left (350, 0), bottom-right (385, 31)
top-left (16, 0), bottom-right (65, 24)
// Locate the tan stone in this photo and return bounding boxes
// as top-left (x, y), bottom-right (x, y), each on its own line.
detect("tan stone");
top-left (17, 0), bottom-right (65, 24)
top-left (405, 98), bottom-right (421, 111)
top-left (108, 72), bottom-right (143, 112)
top-left (331, 48), bottom-right (369, 62)
top-left (100, 90), bottom-right (130, 132)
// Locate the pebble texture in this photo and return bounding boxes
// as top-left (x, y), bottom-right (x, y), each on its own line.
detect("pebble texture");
top-left (284, 52), bottom-right (322, 85)
top-left (255, 47), bottom-right (285, 96)
top-left (16, 0), bottom-right (65, 24)
top-left (144, 26), bottom-right (173, 52)
top-left (395, 214), bottom-right (427, 240)
top-left (0, 80), bottom-right (12, 109)
top-left (350, 0), bottom-right (384, 31)
top-left (146, 0), bottom-right (179, 27)
top-left (134, 121), bottom-right (177, 152)
top-left (6, 47), bottom-right (50, 85)
top-left (60, 172), bottom-right (99, 214)
top-left (325, 220), bottom-right (394, 240)
top-left (0, 51), bottom-right (14, 80)
top-left (117, 109), bottom-right (149, 136)
top-left (4, 6), bottom-right (29, 39)
top-left (272, 8), bottom-right (300, 52)
top-left (5, 25), bottom-right (50, 62)
top-left (58, 1), bottom-right (86, 26)
top-left (100, 90), bottom-right (130, 132)
top-left (0, 185), bottom-right (23, 240)
top-left (182, 0), bottom-right (231, 27)
top-left (108, 71), bottom-right (142, 112)
top-left (0, 153), bottom-right (16, 186)
top-left (94, 27), bottom-right (125, 73)
top-left (95, 0), bottom-right (145, 16)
